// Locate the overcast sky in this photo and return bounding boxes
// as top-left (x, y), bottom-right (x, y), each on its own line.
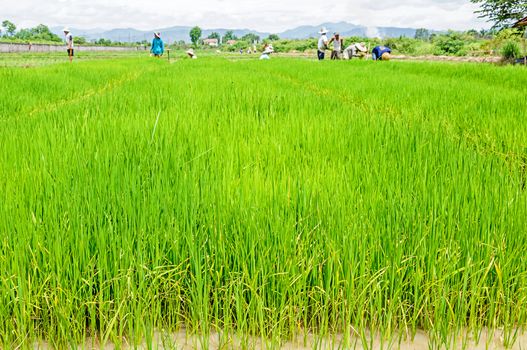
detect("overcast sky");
top-left (4, 0), bottom-right (490, 32)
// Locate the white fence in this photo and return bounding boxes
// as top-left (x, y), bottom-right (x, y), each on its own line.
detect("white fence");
top-left (0, 42), bottom-right (147, 53)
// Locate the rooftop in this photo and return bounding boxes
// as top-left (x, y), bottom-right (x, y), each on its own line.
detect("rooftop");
top-left (513, 16), bottom-right (527, 28)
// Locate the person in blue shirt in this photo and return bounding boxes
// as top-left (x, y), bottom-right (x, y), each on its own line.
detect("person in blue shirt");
top-left (150, 32), bottom-right (164, 57)
top-left (372, 46), bottom-right (392, 61)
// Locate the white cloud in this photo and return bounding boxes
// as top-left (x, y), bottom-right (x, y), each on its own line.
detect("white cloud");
top-left (3, 0), bottom-right (491, 32)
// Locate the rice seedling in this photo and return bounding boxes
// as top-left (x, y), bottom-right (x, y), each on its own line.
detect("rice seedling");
top-left (0, 57), bottom-right (526, 349)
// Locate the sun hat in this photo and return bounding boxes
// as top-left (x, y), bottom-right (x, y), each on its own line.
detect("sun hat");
top-left (318, 27), bottom-right (328, 34)
top-left (63, 28), bottom-right (70, 33)
top-left (356, 42), bottom-right (367, 52)
top-left (186, 49), bottom-right (195, 56)
top-left (154, 32), bottom-right (161, 38)
top-left (381, 52), bottom-right (391, 61)
top-left (263, 46), bottom-right (274, 54)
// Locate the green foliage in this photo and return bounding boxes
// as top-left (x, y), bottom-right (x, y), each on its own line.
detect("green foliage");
top-left (415, 28), bottom-right (430, 41)
top-left (384, 37), bottom-right (421, 54)
top-left (1, 22), bottom-right (61, 42)
top-left (502, 40), bottom-right (522, 59)
top-left (14, 24), bottom-right (62, 42)
top-left (267, 34), bottom-right (280, 41)
top-left (433, 32), bottom-right (466, 55)
top-left (470, 0), bottom-right (527, 28)
top-left (2, 20), bottom-right (16, 36)
top-left (207, 32), bottom-right (220, 40)
top-left (74, 36), bottom-right (87, 45)
top-left (230, 40), bottom-right (249, 51)
top-left (95, 38), bottom-right (113, 46)
top-left (222, 30), bottom-right (237, 42)
top-left (241, 33), bottom-right (260, 44)
top-left (189, 26), bottom-right (202, 47)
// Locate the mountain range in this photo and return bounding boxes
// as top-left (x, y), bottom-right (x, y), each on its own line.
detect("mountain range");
top-left (51, 22), bottom-right (425, 43)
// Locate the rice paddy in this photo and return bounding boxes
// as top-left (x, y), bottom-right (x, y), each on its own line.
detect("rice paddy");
top-left (0, 57), bottom-right (526, 349)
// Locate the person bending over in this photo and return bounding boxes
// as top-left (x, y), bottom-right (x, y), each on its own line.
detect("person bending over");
top-left (372, 45), bottom-right (392, 61)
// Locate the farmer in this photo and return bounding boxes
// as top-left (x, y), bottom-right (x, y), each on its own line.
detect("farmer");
top-left (186, 49), bottom-right (197, 59)
top-left (259, 45), bottom-right (274, 60)
top-left (63, 28), bottom-right (74, 63)
top-left (343, 42), bottom-right (368, 60)
top-left (150, 32), bottom-right (164, 57)
top-left (317, 27), bottom-right (329, 60)
top-left (372, 45), bottom-right (392, 61)
top-left (328, 32), bottom-right (343, 59)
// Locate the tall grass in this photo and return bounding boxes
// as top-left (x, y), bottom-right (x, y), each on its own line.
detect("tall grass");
top-left (0, 57), bottom-right (526, 349)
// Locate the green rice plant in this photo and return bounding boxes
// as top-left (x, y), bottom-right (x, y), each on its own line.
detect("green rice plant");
top-left (0, 57), bottom-right (526, 349)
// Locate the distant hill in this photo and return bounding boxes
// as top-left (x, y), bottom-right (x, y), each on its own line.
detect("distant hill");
top-left (52, 22), bottom-right (432, 43)
top-left (280, 22), bottom-right (418, 39)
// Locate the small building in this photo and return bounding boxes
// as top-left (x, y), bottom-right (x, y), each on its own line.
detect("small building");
top-left (203, 38), bottom-right (219, 47)
top-left (226, 40), bottom-right (237, 46)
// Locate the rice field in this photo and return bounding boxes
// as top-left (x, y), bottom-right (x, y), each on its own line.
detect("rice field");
top-left (0, 57), bottom-right (526, 349)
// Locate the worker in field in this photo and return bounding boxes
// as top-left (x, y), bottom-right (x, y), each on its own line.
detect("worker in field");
top-left (343, 42), bottom-right (368, 60)
top-left (328, 32), bottom-right (344, 59)
top-left (259, 45), bottom-right (274, 60)
top-left (372, 45), bottom-right (392, 61)
top-left (317, 27), bottom-right (329, 60)
top-left (186, 49), bottom-right (198, 59)
top-left (150, 32), bottom-right (164, 58)
top-left (63, 28), bottom-right (74, 63)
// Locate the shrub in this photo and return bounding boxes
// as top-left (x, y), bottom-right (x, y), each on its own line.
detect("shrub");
top-left (383, 37), bottom-right (420, 55)
top-left (501, 41), bottom-right (521, 60)
top-left (433, 33), bottom-right (465, 56)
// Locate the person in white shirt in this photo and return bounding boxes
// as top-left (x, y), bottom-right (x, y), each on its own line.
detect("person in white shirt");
top-left (343, 42), bottom-right (368, 60)
top-left (328, 32), bottom-right (343, 59)
top-left (186, 49), bottom-right (198, 59)
top-left (317, 27), bottom-right (329, 60)
top-left (63, 28), bottom-right (74, 63)
top-left (260, 44), bottom-right (274, 60)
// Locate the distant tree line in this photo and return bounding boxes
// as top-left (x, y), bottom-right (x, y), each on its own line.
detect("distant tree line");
top-left (1, 20), bottom-right (62, 42)
top-left (190, 26), bottom-right (280, 47)
top-left (0, 19), bottom-right (149, 46)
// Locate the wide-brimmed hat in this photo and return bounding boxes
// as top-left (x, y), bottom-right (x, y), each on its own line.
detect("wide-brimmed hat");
top-left (318, 27), bottom-right (328, 34)
top-left (381, 52), bottom-right (391, 61)
top-left (63, 28), bottom-right (70, 33)
top-left (186, 49), bottom-right (195, 56)
top-left (154, 32), bottom-right (161, 38)
top-left (356, 42), bottom-right (367, 52)
top-left (263, 45), bottom-right (274, 54)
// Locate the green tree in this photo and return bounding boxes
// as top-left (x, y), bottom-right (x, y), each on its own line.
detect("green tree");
top-left (222, 30), bottom-right (237, 42)
top-left (30, 24), bottom-right (62, 42)
top-left (241, 33), bottom-right (260, 43)
top-left (470, 0), bottom-right (527, 28)
top-left (190, 26), bottom-right (202, 46)
top-left (96, 38), bottom-right (112, 46)
top-left (74, 36), bottom-right (87, 45)
top-left (414, 28), bottom-right (430, 41)
top-left (267, 34), bottom-right (280, 41)
top-left (2, 20), bottom-right (16, 36)
top-left (433, 31), bottom-right (466, 55)
top-left (207, 32), bottom-right (220, 40)
top-left (14, 28), bottom-right (32, 40)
